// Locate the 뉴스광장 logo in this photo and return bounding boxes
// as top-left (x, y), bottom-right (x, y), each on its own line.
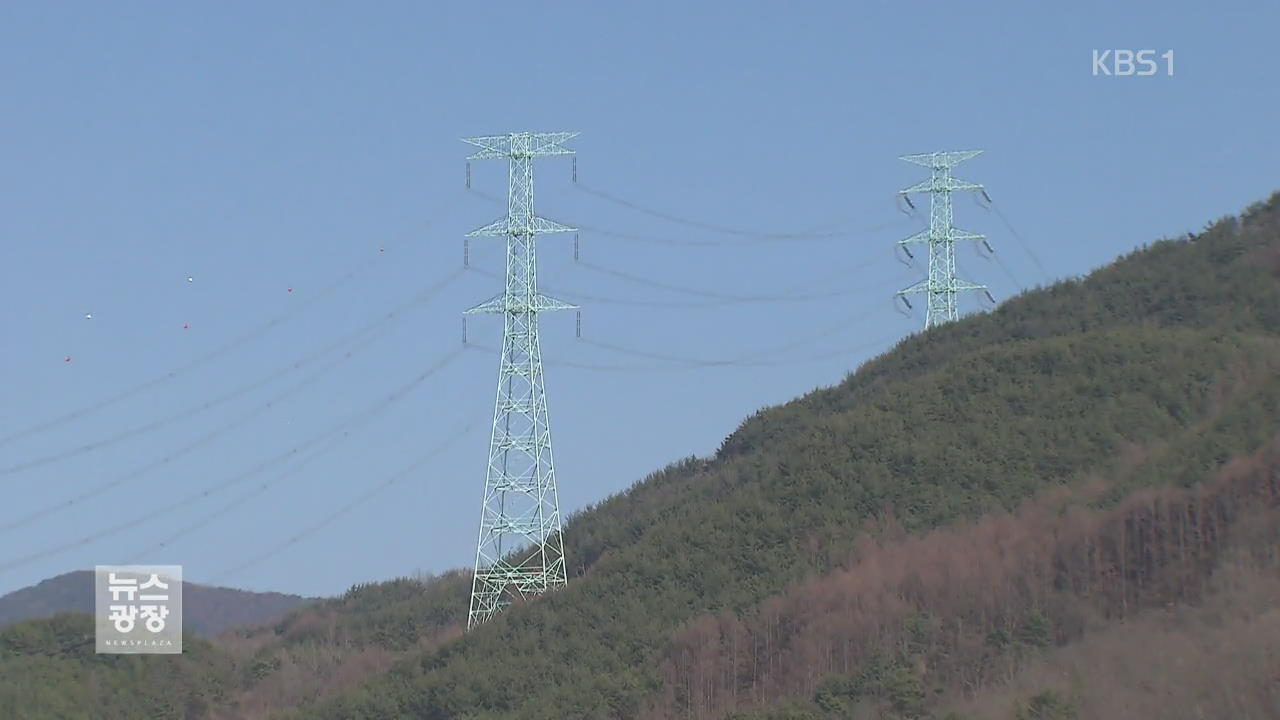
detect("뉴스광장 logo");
top-left (94, 565), bottom-right (183, 654)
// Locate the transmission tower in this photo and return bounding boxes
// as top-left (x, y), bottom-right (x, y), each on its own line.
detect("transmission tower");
top-left (894, 150), bottom-right (995, 329)
top-left (462, 131), bottom-right (578, 630)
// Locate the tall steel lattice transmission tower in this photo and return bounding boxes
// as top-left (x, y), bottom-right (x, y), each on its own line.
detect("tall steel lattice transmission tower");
top-left (894, 150), bottom-right (995, 329)
top-left (462, 132), bottom-right (579, 630)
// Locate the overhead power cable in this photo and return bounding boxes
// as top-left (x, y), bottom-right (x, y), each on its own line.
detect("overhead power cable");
top-left (978, 193), bottom-right (1052, 283)
top-left (0, 270), bottom-right (463, 535)
top-left (469, 184), bottom-right (914, 249)
top-left (0, 191), bottom-right (469, 450)
top-left (0, 263), bottom-right (371, 449)
top-left (571, 218), bottom-right (914, 249)
top-left (469, 258), bottom-right (892, 311)
top-left (576, 296), bottom-right (895, 369)
top-left (989, 253), bottom-right (1026, 292)
top-left (467, 266), bottom-right (723, 309)
top-left (204, 413), bottom-right (486, 584)
top-left (470, 329), bottom-right (901, 372)
top-left (1, 269), bottom-right (464, 475)
top-left (121, 439), bottom-right (339, 565)
top-left (574, 260), bottom-right (887, 304)
top-left (0, 348), bottom-right (464, 574)
top-left (463, 342), bottom-right (680, 372)
top-left (573, 182), bottom-right (866, 240)
top-left (124, 407), bottom-right (483, 567)
top-left (0, 352), bottom-right (350, 537)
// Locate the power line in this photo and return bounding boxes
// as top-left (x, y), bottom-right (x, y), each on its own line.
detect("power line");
top-left (0, 351), bottom-right (351, 537)
top-left (573, 295), bottom-right (893, 368)
top-left (471, 327), bottom-right (902, 372)
top-left (0, 263), bottom-right (460, 532)
top-left (204, 413), bottom-right (485, 585)
top-left (463, 342), bottom-right (682, 372)
top-left (0, 191), bottom-right (470, 450)
top-left (470, 253), bottom-right (894, 310)
top-left (573, 182), bottom-right (870, 240)
top-left (0, 348), bottom-right (464, 574)
top-left (121, 440), bottom-right (338, 565)
top-left (470, 185), bottom-right (914, 249)
top-left (0, 270), bottom-right (464, 475)
top-left (468, 266), bottom-right (723, 309)
top-left (984, 198), bottom-right (1052, 283)
top-left (493, 261), bottom-right (906, 370)
top-left (0, 262), bottom-right (372, 448)
top-left (574, 260), bottom-right (887, 304)
top-left (124, 405), bottom-right (483, 568)
top-left (571, 218), bottom-right (915, 249)
top-left (988, 252), bottom-right (1026, 292)
top-left (0, 270), bottom-right (461, 535)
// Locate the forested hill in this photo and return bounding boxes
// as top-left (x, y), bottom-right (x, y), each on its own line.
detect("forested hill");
top-left (2, 191), bottom-right (1278, 719)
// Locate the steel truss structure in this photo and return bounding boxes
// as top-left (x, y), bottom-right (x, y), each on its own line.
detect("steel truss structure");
top-left (895, 150), bottom-right (995, 329)
top-left (462, 132), bottom-right (578, 630)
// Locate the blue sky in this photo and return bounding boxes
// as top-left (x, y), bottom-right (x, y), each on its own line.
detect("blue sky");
top-left (0, 1), bottom-right (1276, 598)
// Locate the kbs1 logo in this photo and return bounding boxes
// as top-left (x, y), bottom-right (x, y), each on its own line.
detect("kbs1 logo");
top-left (94, 565), bottom-right (183, 654)
top-left (1092, 49), bottom-right (1174, 76)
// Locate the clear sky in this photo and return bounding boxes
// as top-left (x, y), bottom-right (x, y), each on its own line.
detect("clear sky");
top-left (1, 1), bottom-right (1276, 598)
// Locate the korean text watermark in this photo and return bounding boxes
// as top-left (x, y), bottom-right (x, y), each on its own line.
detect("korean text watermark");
top-left (95, 565), bottom-right (183, 654)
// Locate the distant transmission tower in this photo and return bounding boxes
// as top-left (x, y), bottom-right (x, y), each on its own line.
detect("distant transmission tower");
top-left (462, 132), bottom-right (579, 630)
top-left (894, 150), bottom-right (995, 329)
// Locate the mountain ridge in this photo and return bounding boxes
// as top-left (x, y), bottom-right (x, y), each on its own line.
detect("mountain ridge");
top-left (0, 570), bottom-right (316, 639)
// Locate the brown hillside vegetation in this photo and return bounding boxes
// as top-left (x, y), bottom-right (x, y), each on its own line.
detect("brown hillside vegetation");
top-left (207, 574), bottom-right (466, 720)
top-left (646, 437), bottom-right (1280, 719)
top-left (942, 568), bottom-right (1280, 720)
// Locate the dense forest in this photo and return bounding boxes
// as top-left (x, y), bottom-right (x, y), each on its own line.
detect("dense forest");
top-left (2, 191), bottom-right (1278, 719)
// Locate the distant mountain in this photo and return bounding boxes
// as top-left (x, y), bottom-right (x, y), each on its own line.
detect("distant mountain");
top-left (0, 570), bottom-right (316, 638)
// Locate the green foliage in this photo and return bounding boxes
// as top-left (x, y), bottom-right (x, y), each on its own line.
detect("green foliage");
top-left (813, 674), bottom-right (857, 714)
top-left (881, 662), bottom-right (927, 718)
top-left (260, 571), bottom-right (469, 652)
top-left (0, 614), bottom-right (237, 719)
top-left (1015, 611), bottom-right (1052, 649)
top-left (1013, 689), bottom-right (1078, 720)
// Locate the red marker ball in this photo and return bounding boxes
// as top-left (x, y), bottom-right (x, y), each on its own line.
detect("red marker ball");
top-left (183, 323), bottom-right (189, 329)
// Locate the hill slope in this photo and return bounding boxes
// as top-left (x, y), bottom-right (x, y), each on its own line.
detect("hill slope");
top-left (1, 191), bottom-right (1277, 719)
top-left (288, 193), bottom-right (1280, 718)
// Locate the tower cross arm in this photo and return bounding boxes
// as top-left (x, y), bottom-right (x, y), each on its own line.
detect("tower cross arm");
top-left (896, 229), bottom-right (931, 247)
top-left (899, 176), bottom-right (984, 195)
top-left (895, 279), bottom-right (929, 297)
top-left (465, 293), bottom-right (578, 315)
top-left (951, 279), bottom-right (989, 292)
top-left (467, 215), bottom-right (577, 238)
top-left (949, 228), bottom-right (985, 243)
top-left (899, 150), bottom-right (983, 168)
top-left (463, 132), bottom-right (580, 160)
